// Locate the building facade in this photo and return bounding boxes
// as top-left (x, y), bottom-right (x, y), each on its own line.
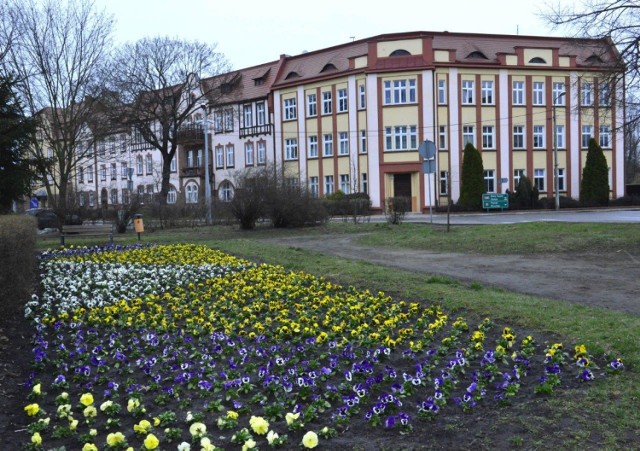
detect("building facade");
top-left (36, 31), bottom-right (623, 213)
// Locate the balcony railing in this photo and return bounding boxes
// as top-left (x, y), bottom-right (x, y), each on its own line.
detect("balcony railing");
top-left (180, 165), bottom-right (213, 178)
top-left (239, 124), bottom-right (273, 138)
top-left (177, 124), bottom-right (205, 143)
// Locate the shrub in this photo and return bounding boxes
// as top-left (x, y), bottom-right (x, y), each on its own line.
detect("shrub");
top-left (0, 215), bottom-right (36, 321)
top-left (458, 143), bottom-right (485, 210)
top-left (385, 196), bottom-right (410, 224)
top-left (581, 138), bottom-right (610, 206)
top-left (324, 192), bottom-right (371, 222)
top-left (510, 176), bottom-right (539, 209)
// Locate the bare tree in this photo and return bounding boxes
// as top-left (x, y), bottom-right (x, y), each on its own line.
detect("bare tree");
top-left (0, 0), bottom-right (114, 217)
top-left (104, 37), bottom-right (233, 203)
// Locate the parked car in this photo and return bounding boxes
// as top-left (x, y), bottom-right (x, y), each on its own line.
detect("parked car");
top-left (24, 208), bottom-right (59, 230)
top-left (24, 209), bottom-right (83, 229)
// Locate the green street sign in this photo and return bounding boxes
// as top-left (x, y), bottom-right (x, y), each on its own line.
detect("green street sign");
top-left (482, 193), bottom-right (509, 209)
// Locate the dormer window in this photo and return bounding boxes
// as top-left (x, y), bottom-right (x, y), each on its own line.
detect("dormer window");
top-left (320, 63), bottom-right (337, 72)
top-left (389, 49), bottom-right (411, 57)
top-left (220, 83), bottom-right (232, 94)
top-left (528, 57), bottom-right (546, 64)
top-left (467, 51), bottom-right (488, 60)
top-left (285, 71), bottom-right (300, 79)
top-left (254, 78), bottom-right (264, 86)
top-left (585, 54), bottom-right (604, 64)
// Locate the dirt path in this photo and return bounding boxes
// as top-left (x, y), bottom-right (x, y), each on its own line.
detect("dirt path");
top-left (261, 234), bottom-right (640, 315)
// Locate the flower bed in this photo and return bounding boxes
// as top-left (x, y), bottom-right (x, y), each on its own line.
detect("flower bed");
top-left (23, 243), bottom-right (623, 450)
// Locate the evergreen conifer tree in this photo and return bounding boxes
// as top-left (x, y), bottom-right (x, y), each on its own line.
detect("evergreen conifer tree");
top-left (580, 138), bottom-right (610, 206)
top-left (458, 142), bottom-right (485, 210)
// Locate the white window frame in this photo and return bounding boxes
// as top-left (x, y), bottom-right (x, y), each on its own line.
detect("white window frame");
top-left (87, 164), bottom-right (93, 183)
top-left (309, 176), bottom-right (319, 198)
top-left (337, 88), bottom-right (348, 112)
top-left (582, 125), bottom-right (594, 148)
top-left (484, 169), bottom-right (495, 193)
top-left (555, 125), bottom-right (565, 149)
top-left (440, 171), bottom-right (448, 195)
top-left (224, 109), bottom-right (233, 131)
top-left (384, 125), bottom-right (418, 151)
top-left (462, 125), bottom-right (475, 147)
top-left (338, 132), bottom-right (349, 155)
top-left (438, 79), bottom-right (447, 105)
top-left (256, 102), bottom-right (266, 126)
top-left (360, 130), bottom-right (367, 154)
top-left (185, 183), bottom-right (198, 204)
top-left (245, 142), bottom-right (254, 165)
top-left (88, 191), bottom-right (95, 207)
top-left (533, 125), bottom-right (545, 149)
top-left (439, 125), bottom-right (447, 150)
top-left (512, 81), bottom-right (524, 105)
top-left (308, 135), bottom-right (318, 158)
top-left (361, 172), bottom-right (368, 194)
top-left (383, 79), bottom-right (417, 105)
top-left (284, 98), bottom-right (297, 120)
top-left (599, 83), bottom-right (611, 107)
top-left (136, 156), bottom-right (143, 175)
top-left (558, 168), bottom-right (566, 192)
top-left (167, 186), bottom-right (177, 204)
top-left (243, 104), bottom-right (253, 128)
top-left (324, 175), bottom-right (334, 196)
top-left (462, 80), bottom-right (475, 105)
top-left (481, 80), bottom-right (494, 105)
top-left (513, 169), bottom-right (525, 188)
top-left (358, 84), bottom-right (366, 109)
top-left (219, 181), bottom-right (233, 202)
top-left (322, 91), bottom-right (332, 115)
top-left (110, 188), bottom-right (118, 205)
top-left (146, 154), bottom-right (153, 174)
top-left (339, 174), bottom-right (350, 194)
top-left (307, 93), bottom-right (317, 117)
top-left (600, 125), bottom-right (611, 148)
top-left (534, 168), bottom-right (545, 191)
top-left (285, 138), bottom-right (298, 160)
top-left (215, 147), bottom-right (224, 168)
top-left (533, 81), bottom-right (545, 105)
top-left (513, 125), bottom-right (525, 149)
top-left (482, 125), bottom-right (495, 149)
top-left (581, 82), bottom-right (594, 106)
top-left (225, 144), bottom-right (235, 167)
top-left (323, 134), bottom-right (333, 157)
top-left (552, 82), bottom-right (566, 105)
top-left (257, 141), bottom-right (266, 164)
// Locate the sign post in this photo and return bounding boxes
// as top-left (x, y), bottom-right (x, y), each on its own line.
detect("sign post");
top-left (418, 140), bottom-right (437, 224)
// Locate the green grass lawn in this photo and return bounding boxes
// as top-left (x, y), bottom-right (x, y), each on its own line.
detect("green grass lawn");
top-left (35, 221), bottom-right (640, 447)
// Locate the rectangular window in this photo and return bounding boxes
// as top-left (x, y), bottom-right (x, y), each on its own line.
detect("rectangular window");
top-left (215, 147), bottom-right (224, 168)
top-left (307, 93), bottom-right (317, 117)
top-left (224, 109), bottom-right (233, 131)
top-left (256, 102), bottom-right (266, 126)
top-left (481, 80), bottom-right (494, 105)
top-left (533, 81), bottom-right (545, 105)
top-left (359, 84), bottom-right (366, 109)
top-left (558, 168), bottom-right (566, 191)
top-left (361, 172), bottom-right (368, 194)
top-left (122, 188), bottom-right (130, 205)
top-left (323, 134), bottom-right (333, 157)
top-left (384, 126), bottom-right (418, 151)
top-left (110, 188), bottom-right (118, 205)
top-left (110, 162), bottom-right (117, 180)
top-left (79, 192), bottom-right (85, 206)
top-left (187, 150), bottom-right (194, 168)
top-left (322, 91), bottom-right (332, 115)
top-left (514, 169), bottom-right (525, 188)
top-left (482, 126), bottom-right (495, 149)
top-left (339, 174), bottom-right (350, 194)
top-left (438, 79), bottom-right (447, 104)
top-left (136, 156), bottom-right (143, 175)
top-left (533, 125), bottom-right (545, 149)
top-left (462, 126), bottom-right (475, 147)
top-left (309, 176), bottom-right (319, 198)
top-left (257, 141), bottom-right (266, 164)
top-left (324, 175), bottom-right (334, 195)
top-left (243, 104), bottom-right (253, 127)
top-left (109, 136), bottom-right (116, 154)
top-left (170, 157), bottom-right (176, 172)
top-left (245, 142), bottom-right (254, 165)
top-left (285, 138), bottom-right (298, 160)
top-left (360, 130), bottom-right (367, 154)
top-left (553, 82), bottom-right (566, 105)
top-left (197, 149), bottom-right (202, 167)
top-left (337, 88), bottom-right (348, 112)
top-left (439, 125), bottom-right (447, 150)
top-left (582, 125), bottom-right (593, 148)
top-left (146, 154), bottom-right (153, 174)
top-left (534, 168), bottom-right (545, 191)
top-left (555, 125), bottom-right (565, 149)
top-left (78, 166), bottom-right (84, 184)
top-left (225, 144), bottom-right (235, 167)
top-left (88, 191), bottom-right (95, 207)
top-left (100, 165), bottom-right (106, 181)
top-left (383, 79), bottom-right (417, 105)
top-left (581, 82), bottom-right (594, 106)
top-left (88, 165), bottom-right (93, 182)
top-left (308, 135), bottom-right (318, 158)
top-left (213, 112), bottom-right (223, 132)
top-left (599, 83), bottom-right (611, 106)
top-left (284, 98), bottom-right (297, 120)
top-left (440, 171), bottom-right (449, 195)
top-left (600, 125), bottom-right (611, 148)
top-left (512, 81), bottom-right (524, 105)
top-left (513, 125), bottom-right (525, 149)
top-left (338, 132), bottom-right (349, 155)
top-left (484, 169), bottom-right (495, 193)
top-left (462, 80), bottom-right (475, 104)
top-left (121, 162), bottom-right (128, 179)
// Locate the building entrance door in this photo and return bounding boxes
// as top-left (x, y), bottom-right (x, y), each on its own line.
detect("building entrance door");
top-left (393, 173), bottom-right (412, 198)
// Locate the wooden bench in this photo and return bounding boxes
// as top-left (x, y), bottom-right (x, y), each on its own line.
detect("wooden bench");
top-left (60, 223), bottom-right (114, 246)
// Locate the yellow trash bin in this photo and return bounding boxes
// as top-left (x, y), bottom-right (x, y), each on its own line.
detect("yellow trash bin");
top-left (133, 214), bottom-right (144, 235)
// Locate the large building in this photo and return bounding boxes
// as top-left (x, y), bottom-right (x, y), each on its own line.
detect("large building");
top-left (36, 31), bottom-right (624, 213)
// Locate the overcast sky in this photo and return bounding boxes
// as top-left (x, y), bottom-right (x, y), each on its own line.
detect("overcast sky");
top-left (93, 0), bottom-right (577, 70)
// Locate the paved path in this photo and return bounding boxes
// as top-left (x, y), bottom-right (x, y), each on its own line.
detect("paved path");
top-left (262, 233), bottom-right (640, 315)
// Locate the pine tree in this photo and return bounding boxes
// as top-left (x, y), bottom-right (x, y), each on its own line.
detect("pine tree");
top-left (458, 142), bottom-right (485, 210)
top-left (580, 138), bottom-right (610, 206)
top-left (0, 77), bottom-right (36, 213)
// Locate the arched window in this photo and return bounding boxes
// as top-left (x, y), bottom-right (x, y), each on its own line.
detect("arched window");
top-left (185, 182), bottom-right (199, 204)
top-left (285, 71), bottom-right (300, 79)
top-left (586, 54), bottom-right (604, 64)
top-left (219, 181), bottom-right (234, 202)
top-left (389, 49), bottom-right (411, 56)
top-left (467, 51), bottom-right (489, 60)
top-left (528, 57), bottom-right (546, 64)
top-left (167, 185), bottom-right (177, 204)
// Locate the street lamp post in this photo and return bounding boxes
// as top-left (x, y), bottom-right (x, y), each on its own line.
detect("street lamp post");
top-left (552, 91), bottom-right (566, 211)
top-left (202, 106), bottom-right (213, 225)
